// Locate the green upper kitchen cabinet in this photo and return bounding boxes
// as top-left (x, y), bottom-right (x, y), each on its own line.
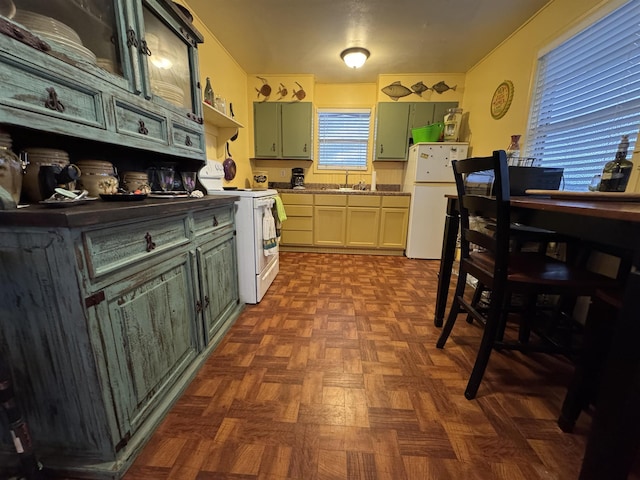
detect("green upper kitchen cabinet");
top-left (254, 102), bottom-right (313, 159)
top-left (375, 102), bottom-right (459, 161)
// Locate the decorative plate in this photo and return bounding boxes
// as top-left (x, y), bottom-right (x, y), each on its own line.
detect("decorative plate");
top-left (490, 80), bottom-right (514, 120)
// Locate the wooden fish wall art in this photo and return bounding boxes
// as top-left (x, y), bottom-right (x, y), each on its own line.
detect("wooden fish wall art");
top-left (277, 83), bottom-right (288, 99)
top-left (255, 76), bottom-right (272, 101)
top-left (381, 80), bottom-right (457, 100)
top-left (292, 82), bottom-right (306, 101)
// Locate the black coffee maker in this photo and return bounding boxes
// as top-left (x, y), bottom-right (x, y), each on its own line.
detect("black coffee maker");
top-left (291, 167), bottom-right (305, 189)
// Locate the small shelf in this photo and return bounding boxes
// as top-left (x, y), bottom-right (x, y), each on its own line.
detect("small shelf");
top-left (203, 102), bottom-right (243, 129)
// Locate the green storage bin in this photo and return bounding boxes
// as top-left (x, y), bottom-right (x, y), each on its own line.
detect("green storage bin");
top-left (412, 122), bottom-right (444, 143)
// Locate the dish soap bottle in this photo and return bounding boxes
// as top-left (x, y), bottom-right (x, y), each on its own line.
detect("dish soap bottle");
top-left (204, 77), bottom-right (214, 106)
top-left (599, 134), bottom-right (632, 192)
top-left (506, 135), bottom-right (521, 164)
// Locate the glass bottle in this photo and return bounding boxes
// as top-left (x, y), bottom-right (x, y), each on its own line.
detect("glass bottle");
top-left (204, 77), bottom-right (214, 106)
top-left (599, 135), bottom-right (632, 192)
top-left (506, 135), bottom-right (521, 164)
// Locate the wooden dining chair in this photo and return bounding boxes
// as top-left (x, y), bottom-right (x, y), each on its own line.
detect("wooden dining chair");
top-left (436, 150), bottom-right (619, 400)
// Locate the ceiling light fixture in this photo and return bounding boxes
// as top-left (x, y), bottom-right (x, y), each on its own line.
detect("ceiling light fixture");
top-left (340, 47), bottom-right (370, 69)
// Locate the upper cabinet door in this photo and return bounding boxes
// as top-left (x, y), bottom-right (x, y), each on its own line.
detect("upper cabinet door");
top-left (254, 102), bottom-right (279, 158)
top-left (281, 102), bottom-right (312, 159)
top-left (375, 103), bottom-right (410, 160)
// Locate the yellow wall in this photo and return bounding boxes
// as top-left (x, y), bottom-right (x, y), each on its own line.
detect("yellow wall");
top-left (461, 0), bottom-right (630, 157)
top-left (186, 0), bottom-right (637, 190)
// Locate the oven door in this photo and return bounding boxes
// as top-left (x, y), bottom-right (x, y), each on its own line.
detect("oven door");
top-left (253, 196), bottom-right (279, 302)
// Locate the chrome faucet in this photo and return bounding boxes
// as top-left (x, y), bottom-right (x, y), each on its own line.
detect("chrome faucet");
top-left (344, 170), bottom-right (349, 189)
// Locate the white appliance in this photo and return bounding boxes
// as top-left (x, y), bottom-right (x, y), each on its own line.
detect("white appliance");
top-left (200, 161), bottom-right (279, 304)
top-left (403, 142), bottom-right (469, 259)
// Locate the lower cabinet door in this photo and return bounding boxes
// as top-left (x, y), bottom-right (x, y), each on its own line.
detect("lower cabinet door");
top-left (314, 206), bottom-right (347, 246)
top-left (346, 208), bottom-right (380, 247)
top-left (197, 232), bottom-right (239, 344)
top-left (95, 252), bottom-right (198, 436)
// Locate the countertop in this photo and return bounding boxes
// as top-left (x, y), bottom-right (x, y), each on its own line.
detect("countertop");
top-left (0, 194), bottom-right (239, 228)
top-left (277, 188), bottom-right (410, 196)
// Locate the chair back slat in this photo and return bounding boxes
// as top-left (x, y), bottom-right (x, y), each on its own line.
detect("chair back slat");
top-left (452, 150), bottom-right (511, 281)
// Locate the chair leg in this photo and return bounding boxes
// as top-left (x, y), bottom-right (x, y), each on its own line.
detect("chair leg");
top-left (464, 291), bottom-right (504, 399)
top-left (436, 271), bottom-right (468, 349)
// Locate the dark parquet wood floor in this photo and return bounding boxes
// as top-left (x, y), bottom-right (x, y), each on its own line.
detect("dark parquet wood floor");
top-left (122, 252), bottom-right (603, 480)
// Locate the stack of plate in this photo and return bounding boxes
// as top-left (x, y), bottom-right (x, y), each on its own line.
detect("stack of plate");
top-left (96, 57), bottom-right (120, 75)
top-left (151, 80), bottom-right (185, 107)
top-left (13, 10), bottom-right (97, 65)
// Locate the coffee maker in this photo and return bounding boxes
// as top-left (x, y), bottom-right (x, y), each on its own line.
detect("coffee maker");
top-left (291, 167), bottom-right (305, 189)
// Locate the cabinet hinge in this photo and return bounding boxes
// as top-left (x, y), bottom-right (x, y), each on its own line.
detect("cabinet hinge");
top-left (85, 291), bottom-right (105, 308)
top-left (115, 431), bottom-right (131, 452)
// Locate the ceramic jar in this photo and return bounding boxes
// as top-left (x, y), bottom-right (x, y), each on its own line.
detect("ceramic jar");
top-left (0, 128), bottom-right (23, 206)
top-left (21, 148), bottom-right (75, 202)
top-left (75, 159), bottom-right (119, 196)
top-left (121, 171), bottom-right (151, 193)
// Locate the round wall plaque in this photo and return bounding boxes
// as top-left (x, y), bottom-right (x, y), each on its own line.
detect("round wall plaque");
top-left (490, 80), bottom-right (514, 120)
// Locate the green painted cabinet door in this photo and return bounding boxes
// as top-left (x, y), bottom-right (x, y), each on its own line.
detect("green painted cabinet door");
top-left (375, 103), bottom-right (410, 160)
top-left (410, 103), bottom-right (436, 131)
top-left (254, 102), bottom-right (280, 157)
top-left (197, 231), bottom-right (239, 345)
top-left (282, 102), bottom-right (313, 159)
top-left (96, 252), bottom-right (199, 435)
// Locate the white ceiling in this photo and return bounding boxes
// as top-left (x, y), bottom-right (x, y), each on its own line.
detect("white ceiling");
top-left (185, 0), bottom-right (550, 84)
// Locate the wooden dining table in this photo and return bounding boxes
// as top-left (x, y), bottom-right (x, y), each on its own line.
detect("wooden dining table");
top-left (434, 194), bottom-right (640, 480)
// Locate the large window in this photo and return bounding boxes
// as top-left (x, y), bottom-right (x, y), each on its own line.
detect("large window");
top-left (317, 109), bottom-right (370, 170)
top-left (525, 0), bottom-right (640, 191)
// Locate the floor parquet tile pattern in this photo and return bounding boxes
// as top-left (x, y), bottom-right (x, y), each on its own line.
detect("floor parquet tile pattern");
top-left (122, 252), bottom-right (597, 480)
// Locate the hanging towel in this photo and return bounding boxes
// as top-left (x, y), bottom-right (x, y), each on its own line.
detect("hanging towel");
top-left (274, 195), bottom-right (287, 222)
top-left (263, 207), bottom-right (278, 256)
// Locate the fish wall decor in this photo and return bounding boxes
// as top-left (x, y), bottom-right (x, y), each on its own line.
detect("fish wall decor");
top-left (431, 81), bottom-right (457, 94)
top-left (411, 81), bottom-right (429, 96)
top-left (277, 83), bottom-right (288, 100)
top-left (381, 81), bottom-right (414, 101)
top-left (292, 82), bottom-right (306, 101)
top-left (256, 76), bottom-right (272, 101)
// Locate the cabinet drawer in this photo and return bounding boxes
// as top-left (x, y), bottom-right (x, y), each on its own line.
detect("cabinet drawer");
top-left (172, 123), bottom-right (204, 153)
top-left (348, 195), bottom-right (381, 207)
top-left (83, 216), bottom-right (189, 278)
top-left (382, 196), bottom-right (411, 208)
top-left (114, 99), bottom-right (168, 144)
top-left (280, 193), bottom-right (313, 205)
top-left (282, 217), bottom-right (312, 231)
top-left (314, 194), bottom-right (347, 206)
top-left (282, 230), bottom-right (313, 245)
top-left (0, 58), bottom-right (104, 128)
top-left (193, 205), bottom-right (234, 238)
top-left (286, 205), bottom-right (313, 216)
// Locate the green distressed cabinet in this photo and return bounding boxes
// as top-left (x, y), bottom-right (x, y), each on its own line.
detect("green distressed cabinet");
top-left (0, 198), bottom-right (241, 478)
top-left (0, 0), bottom-right (206, 159)
top-left (253, 102), bottom-right (313, 159)
top-left (374, 102), bottom-right (458, 161)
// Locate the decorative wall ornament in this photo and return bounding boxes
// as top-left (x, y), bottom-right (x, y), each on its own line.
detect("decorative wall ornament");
top-left (411, 81), bottom-right (429, 96)
top-left (292, 81), bottom-right (306, 101)
top-left (255, 76), bottom-right (271, 101)
top-left (277, 83), bottom-right (288, 100)
top-left (490, 80), bottom-right (514, 120)
top-left (431, 81), bottom-right (456, 94)
top-left (381, 81), bottom-right (413, 101)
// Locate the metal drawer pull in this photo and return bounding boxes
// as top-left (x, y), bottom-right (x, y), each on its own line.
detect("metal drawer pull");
top-left (185, 135), bottom-right (192, 147)
top-left (138, 120), bottom-right (148, 135)
top-left (213, 215), bottom-right (218, 227)
top-left (380, 144), bottom-right (384, 154)
top-left (303, 143), bottom-right (307, 152)
top-left (271, 143), bottom-right (276, 152)
top-left (204, 296), bottom-right (210, 309)
top-left (44, 87), bottom-right (64, 113)
top-left (139, 39), bottom-right (151, 56)
top-left (196, 300), bottom-right (202, 313)
top-left (144, 232), bottom-right (156, 252)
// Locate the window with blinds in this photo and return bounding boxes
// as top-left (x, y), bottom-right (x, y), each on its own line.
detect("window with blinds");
top-left (317, 109), bottom-right (370, 170)
top-left (525, 0), bottom-right (640, 192)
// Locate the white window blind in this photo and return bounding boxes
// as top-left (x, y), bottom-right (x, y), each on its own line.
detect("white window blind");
top-left (317, 109), bottom-right (370, 170)
top-left (526, 0), bottom-right (640, 192)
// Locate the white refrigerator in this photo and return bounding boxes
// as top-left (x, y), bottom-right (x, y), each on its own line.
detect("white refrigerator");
top-left (403, 142), bottom-right (469, 259)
